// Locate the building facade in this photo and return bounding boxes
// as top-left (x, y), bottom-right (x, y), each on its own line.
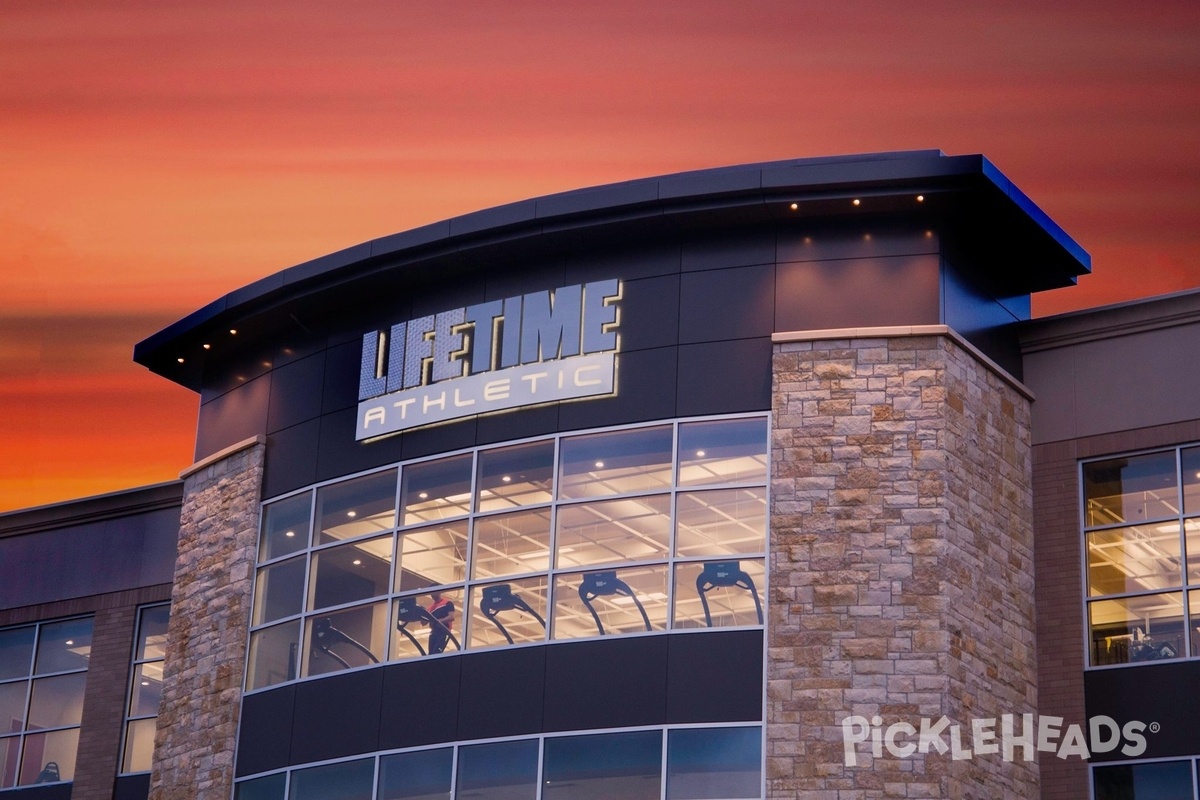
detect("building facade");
top-left (2, 151), bottom-right (1197, 798)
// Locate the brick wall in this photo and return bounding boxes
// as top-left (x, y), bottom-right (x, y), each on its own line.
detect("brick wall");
top-left (149, 439), bottom-right (264, 800)
top-left (1032, 418), bottom-right (1200, 799)
top-left (768, 332), bottom-right (1037, 798)
top-left (0, 585), bottom-right (170, 798)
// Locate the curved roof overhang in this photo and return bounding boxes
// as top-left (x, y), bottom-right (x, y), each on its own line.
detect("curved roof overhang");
top-left (134, 150), bottom-right (1090, 390)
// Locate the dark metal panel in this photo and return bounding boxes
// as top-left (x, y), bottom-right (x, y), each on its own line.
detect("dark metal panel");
top-left (314, 408), bottom-right (404, 485)
top-left (535, 181), bottom-right (660, 219)
top-left (565, 242), bottom-right (681, 284)
top-left (681, 231), bottom-right (775, 273)
top-left (678, 265), bottom-right (775, 344)
top-left (449, 200), bottom-right (537, 237)
top-left (542, 636), bottom-right (669, 732)
top-left (290, 668), bottom-right (384, 765)
top-left (1068, 324), bottom-right (1200, 441)
top-left (1085, 660), bottom-right (1200, 761)
top-left (658, 168), bottom-right (761, 200)
top-left (398, 417), bottom-right (479, 463)
top-left (267, 353), bottom-right (327, 434)
top-left (474, 404), bottom-right (561, 448)
top-left (0, 506), bottom-right (178, 608)
top-left (321, 341), bottom-right (361, 416)
top-left (281, 242), bottom-right (374, 288)
top-left (456, 647), bottom-right (547, 740)
top-left (676, 338), bottom-right (772, 418)
top-left (1022, 348), bottom-right (1079, 445)
top-left (236, 684), bottom-right (296, 777)
top-left (378, 659), bottom-right (463, 750)
top-left (194, 374), bottom-right (271, 462)
top-left (2, 783), bottom-right (74, 800)
top-left (369, 221), bottom-right (452, 259)
top-left (113, 773), bottom-right (151, 800)
top-left (556, 347), bottom-right (678, 433)
top-left (774, 254), bottom-right (941, 333)
top-left (263, 419), bottom-right (322, 500)
top-left (666, 630), bottom-right (763, 723)
top-left (618, 274), bottom-right (680, 352)
top-left (776, 226), bottom-right (938, 264)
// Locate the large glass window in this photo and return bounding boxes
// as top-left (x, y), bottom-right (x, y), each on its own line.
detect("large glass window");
top-left (455, 739), bottom-right (539, 800)
top-left (121, 604), bottom-right (169, 774)
top-left (1093, 759), bottom-right (1195, 799)
top-left (233, 726), bottom-right (764, 800)
top-left (543, 730), bottom-right (662, 800)
top-left (1083, 448), bottom-right (1200, 667)
top-left (0, 617), bottom-right (92, 788)
top-left (666, 727), bottom-right (763, 800)
top-left (249, 415), bottom-right (769, 689)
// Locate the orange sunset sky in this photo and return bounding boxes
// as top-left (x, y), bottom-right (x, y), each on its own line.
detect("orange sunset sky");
top-left (2, 1), bottom-right (1199, 512)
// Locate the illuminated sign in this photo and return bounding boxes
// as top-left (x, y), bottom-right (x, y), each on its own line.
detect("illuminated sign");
top-left (356, 279), bottom-right (621, 439)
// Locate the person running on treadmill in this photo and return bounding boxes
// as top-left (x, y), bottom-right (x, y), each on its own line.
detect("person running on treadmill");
top-left (425, 591), bottom-right (456, 654)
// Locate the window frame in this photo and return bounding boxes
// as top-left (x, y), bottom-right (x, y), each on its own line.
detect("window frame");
top-left (246, 413), bottom-right (770, 693)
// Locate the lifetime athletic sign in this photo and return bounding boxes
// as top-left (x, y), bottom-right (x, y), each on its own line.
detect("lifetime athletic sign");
top-left (356, 279), bottom-right (622, 440)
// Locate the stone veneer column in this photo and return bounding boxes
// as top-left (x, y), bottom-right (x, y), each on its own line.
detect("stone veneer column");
top-left (768, 328), bottom-right (1036, 798)
top-left (150, 436), bottom-right (265, 800)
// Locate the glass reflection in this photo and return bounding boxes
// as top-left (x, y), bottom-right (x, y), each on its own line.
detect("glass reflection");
top-left (1093, 760), bottom-right (1193, 800)
top-left (135, 605), bottom-right (170, 662)
top-left (304, 602), bottom-right (388, 677)
top-left (666, 727), bottom-right (761, 800)
top-left (246, 621), bottom-right (300, 691)
top-left (673, 560), bottom-right (765, 629)
top-left (471, 510), bottom-right (552, 579)
top-left (468, 578), bottom-right (548, 649)
top-left (1182, 446), bottom-right (1200, 516)
top-left (18, 727), bottom-right (77, 785)
top-left (0, 735), bottom-right (16, 788)
top-left (558, 426), bottom-right (672, 500)
top-left (1084, 453), bottom-right (1177, 528)
top-left (309, 535), bottom-right (392, 611)
top-left (122, 717), bottom-right (156, 773)
top-left (675, 489), bottom-right (766, 557)
top-left (543, 730), bottom-right (662, 800)
top-left (128, 663), bottom-right (163, 717)
top-left (254, 557), bottom-right (307, 625)
top-left (1086, 525), bottom-right (1182, 597)
top-left (27, 673), bottom-right (86, 729)
top-left (35, 618), bottom-right (92, 674)
top-left (476, 441), bottom-right (554, 512)
top-left (553, 566), bottom-right (668, 640)
top-left (678, 418), bottom-right (768, 487)
top-left (235, 772), bottom-right (287, 800)
top-left (393, 590), bottom-right (464, 659)
top-left (289, 758), bottom-right (374, 800)
top-left (1089, 593), bottom-right (1185, 666)
top-left (379, 747), bottom-right (453, 800)
top-left (0, 683), bottom-right (26, 733)
top-left (555, 496), bottom-right (670, 569)
top-left (396, 522), bottom-right (467, 591)
top-left (455, 739), bottom-right (538, 800)
top-left (402, 455), bottom-right (473, 526)
top-left (260, 492), bottom-right (312, 561)
top-left (0, 627), bottom-right (34, 681)
top-left (315, 469), bottom-right (397, 545)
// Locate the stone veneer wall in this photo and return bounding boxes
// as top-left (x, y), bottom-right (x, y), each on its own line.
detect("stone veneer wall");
top-left (768, 331), bottom-right (1036, 798)
top-left (150, 438), bottom-right (264, 800)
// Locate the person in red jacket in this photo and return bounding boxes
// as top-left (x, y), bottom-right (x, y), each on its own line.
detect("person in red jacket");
top-left (426, 591), bottom-right (456, 654)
